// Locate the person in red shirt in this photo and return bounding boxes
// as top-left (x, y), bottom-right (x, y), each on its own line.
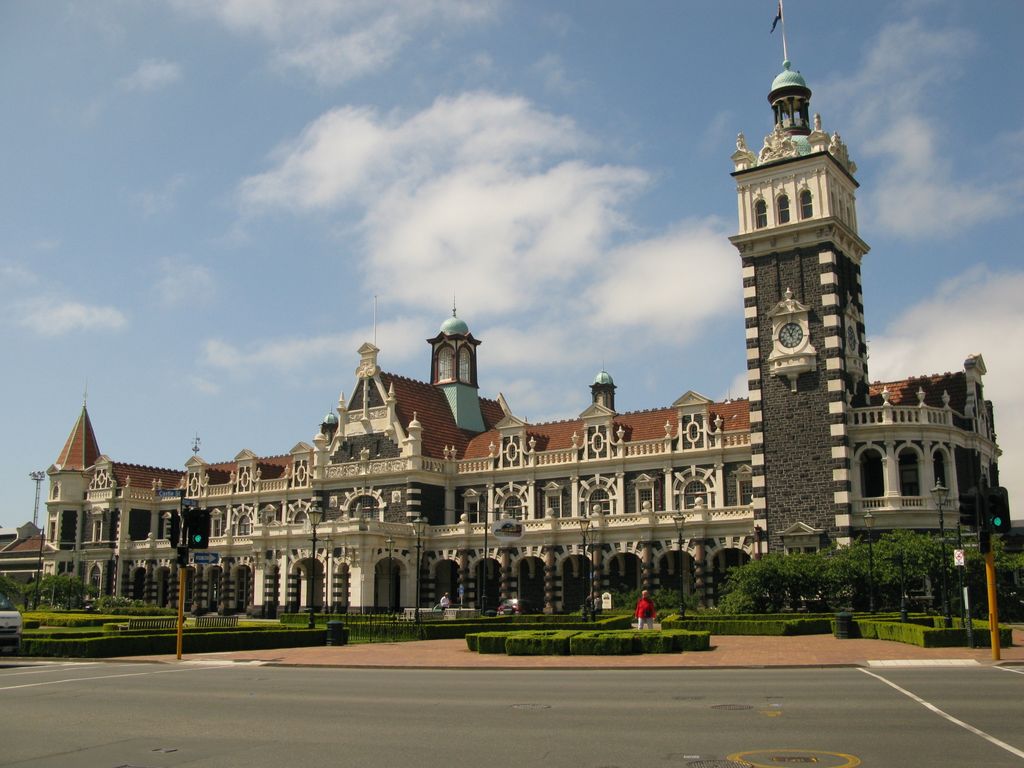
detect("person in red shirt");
top-left (634, 590), bottom-right (656, 630)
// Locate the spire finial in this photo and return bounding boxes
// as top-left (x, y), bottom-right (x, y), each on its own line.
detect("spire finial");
top-left (192, 433), bottom-right (201, 456)
top-left (83, 380), bottom-right (88, 407)
top-left (452, 292), bottom-right (457, 318)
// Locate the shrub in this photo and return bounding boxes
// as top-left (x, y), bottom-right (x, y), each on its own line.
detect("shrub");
top-left (20, 628), bottom-right (324, 658)
top-left (505, 631), bottom-right (579, 656)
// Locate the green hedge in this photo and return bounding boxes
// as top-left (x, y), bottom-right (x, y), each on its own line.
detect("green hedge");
top-left (853, 617), bottom-right (1013, 648)
top-left (506, 631), bottom-right (580, 656)
top-left (465, 628), bottom-right (711, 656)
top-left (20, 629), bottom-right (324, 658)
top-left (661, 616), bottom-right (831, 636)
top-left (569, 632), bottom-right (635, 655)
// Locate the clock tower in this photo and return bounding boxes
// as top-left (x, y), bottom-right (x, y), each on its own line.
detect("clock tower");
top-left (729, 60), bottom-right (869, 552)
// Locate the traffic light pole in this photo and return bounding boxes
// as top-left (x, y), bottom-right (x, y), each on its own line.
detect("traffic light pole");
top-left (985, 550), bottom-right (1000, 661)
top-left (176, 563), bottom-right (186, 660)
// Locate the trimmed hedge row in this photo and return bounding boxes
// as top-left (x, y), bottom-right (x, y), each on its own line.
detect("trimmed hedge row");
top-left (20, 628), bottom-right (325, 658)
top-left (852, 617), bottom-right (1013, 648)
top-left (661, 616), bottom-right (832, 636)
top-left (466, 629), bottom-right (711, 656)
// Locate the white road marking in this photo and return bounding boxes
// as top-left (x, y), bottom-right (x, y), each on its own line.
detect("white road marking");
top-left (0, 662), bottom-right (101, 676)
top-left (0, 663), bottom-right (234, 691)
top-left (860, 668), bottom-right (1024, 760)
top-left (994, 665), bottom-right (1024, 676)
top-left (867, 659), bottom-right (979, 667)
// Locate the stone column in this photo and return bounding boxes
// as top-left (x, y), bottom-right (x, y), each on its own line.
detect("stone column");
top-left (191, 564), bottom-right (206, 615)
top-left (499, 548), bottom-right (511, 600)
top-left (144, 561), bottom-right (156, 605)
top-left (457, 549), bottom-right (469, 607)
top-left (640, 541), bottom-right (652, 591)
top-left (543, 546), bottom-right (556, 614)
top-left (694, 540), bottom-right (706, 609)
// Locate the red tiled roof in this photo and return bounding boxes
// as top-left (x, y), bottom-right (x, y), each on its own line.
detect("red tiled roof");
top-left (3, 534), bottom-right (47, 554)
top-left (55, 406), bottom-right (101, 470)
top-left (869, 372), bottom-right (967, 414)
top-left (111, 463), bottom-right (184, 490)
top-left (380, 372), bottom-right (502, 459)
top-left (462, 399), bottom-right (751, 459)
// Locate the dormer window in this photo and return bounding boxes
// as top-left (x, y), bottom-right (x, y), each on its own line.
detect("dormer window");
top-left (754, 199), bottom-right (767, 229)
top-left (458, 347), bottom-right (471, 382)
top-left (777, 194), bottom-right (790, 224)
top-left (800, 189), bottom-right (813, 219)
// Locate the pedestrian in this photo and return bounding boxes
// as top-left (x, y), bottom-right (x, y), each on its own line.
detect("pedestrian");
top-left (439, 592), bottom-right (451, 610)
top-left (634, 590), bottom-right (656, 630)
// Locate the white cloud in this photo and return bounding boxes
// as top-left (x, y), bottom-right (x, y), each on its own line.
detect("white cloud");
top-left (155, 256), bottom-right (216, 307)
top-left (239, 93), bottom-right (583, 212)
top-left (824, 18), bottom-right (1018, 238)
top-left (584, 220), bottom-right (738, 334)
top-left (118, 59), bottom-right (182, 92)
top-left (16, 298), bottom-right (127, 336)
top-left (134, 173), bottom-right (187, 217)
top-left (170, 0), bottom-right (499, 86)
top-left (532, 54), bottom-right (580, 95)
top-left (200, 317), bottom-right (425, 376)
top-left (869, 267), bottom-right (1024, 517)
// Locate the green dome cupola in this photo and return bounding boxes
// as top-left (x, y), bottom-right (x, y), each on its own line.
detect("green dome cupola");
top-left (768, 60), bottom-right (812, 136)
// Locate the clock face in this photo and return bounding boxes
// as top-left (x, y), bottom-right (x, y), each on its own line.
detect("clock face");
top-left (846, 324), bottom-right (857, 351)
top-left (779, 322), bottom-right (803, 349)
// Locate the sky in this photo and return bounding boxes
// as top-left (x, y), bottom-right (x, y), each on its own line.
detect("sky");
top-left (1, 0), bottom-right (1022, 529)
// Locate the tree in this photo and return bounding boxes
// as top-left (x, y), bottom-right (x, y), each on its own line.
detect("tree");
top-left (36, 574), bottom-right (89, 610)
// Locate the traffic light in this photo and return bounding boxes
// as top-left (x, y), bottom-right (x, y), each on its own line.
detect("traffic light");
top-left (168, 511), bottom-right (181, 547)
top-left (176, 546), bottom-right (189, 567)
top-left (985, 486), bottom-right (1011, 533)
top-left (184, 508), bottom-right (211, 549)
top-left (958, 488), bottom-right (980, 529)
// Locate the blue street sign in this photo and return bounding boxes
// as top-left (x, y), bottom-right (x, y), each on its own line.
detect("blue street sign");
top-left (157, 489), bottom-right (183, 498)
top-left (192, 552), bottom-right (220, 565)
top-left (182, 498), bottom-right (198, 507)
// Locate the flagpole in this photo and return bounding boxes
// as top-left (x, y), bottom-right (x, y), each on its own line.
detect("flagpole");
top-left (780, 0), bottom-right (789, 62)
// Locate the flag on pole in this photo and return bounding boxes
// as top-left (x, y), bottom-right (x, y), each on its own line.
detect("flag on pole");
top-left (770, 0), bottom-right (783, 33)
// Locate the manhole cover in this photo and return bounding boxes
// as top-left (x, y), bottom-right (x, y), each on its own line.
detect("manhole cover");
top-left (686, 761), bottom-right (751, 768)
top-left (711, 703), bottom-right (754, 710)
top-left (510, 703), bottom-right (551, 710)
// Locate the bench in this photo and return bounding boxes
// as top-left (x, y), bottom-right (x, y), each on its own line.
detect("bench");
top-left (194, 616), bottom-right (239, 628)
top-left (122, 617), bottom-right (177, 631)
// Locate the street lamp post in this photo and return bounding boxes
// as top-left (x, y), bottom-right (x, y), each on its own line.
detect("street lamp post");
top-left (864, 511), bottom-right (875, 613)
top-left (30, 471), bottom-right (46, 610)
top-left (385, 536), bottom-right (394, 614)
top-left (306, 501), bottom-right (324, 630)
top-left (672, 512), bottom-right (687, 619)
top-left (898, 549), bottom-right (909, 623)
top-left (931, 481), bottom-right (953, 628)
top-left (578, 514), bottom-right (591, 621)
top-left (412, 517), bottom-right (427, 625)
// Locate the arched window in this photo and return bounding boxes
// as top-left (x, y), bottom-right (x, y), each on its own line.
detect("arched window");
top-left (898, 449), bottom-right (920, 497)
top-left (932, 450), bottom-right (948, 489)
top-left (777, 194), bottom-right (790, 224)
top-left (502, 495), bottom-right (523, 520)
top-left (754, 199), bottom-right (767, 229)
top-left (458, 347), bottom-right (471, 382)
top-left (860, 449), bottom-right (884, 497)
top-left (235, 515), bottom-right (252, 536)
top-left (799, 189), bottom-right (813, 218)
top-left (683, 480), bottom-right (707, 509)
top-left (437, 346), bottom-right (454, 381)
top-left (588, 488), bottom-right (612, 515)
top-left (351, 495), bottom-right (377, 520)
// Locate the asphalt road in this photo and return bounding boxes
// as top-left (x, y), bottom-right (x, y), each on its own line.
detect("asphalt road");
top-left (2, 661), bottom-right (1022, 767)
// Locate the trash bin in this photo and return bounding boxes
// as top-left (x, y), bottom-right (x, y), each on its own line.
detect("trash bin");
top-left (325, 621), bottom-right (347, 646)
top-left (834, 611), bottom-right (852, 639)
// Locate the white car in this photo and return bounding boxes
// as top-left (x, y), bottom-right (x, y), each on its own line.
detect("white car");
top-left (0, 593), bottom-right (23, 654)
